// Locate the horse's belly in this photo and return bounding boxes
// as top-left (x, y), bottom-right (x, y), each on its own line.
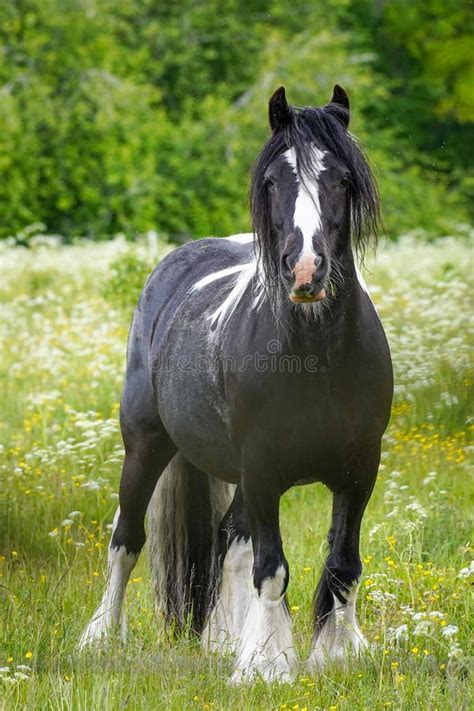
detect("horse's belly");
top-left (155, 366), bottom-right (241, 483)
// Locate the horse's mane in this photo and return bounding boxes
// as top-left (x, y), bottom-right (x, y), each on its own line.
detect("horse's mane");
top-left (250, 104), bottom-right (381, 287)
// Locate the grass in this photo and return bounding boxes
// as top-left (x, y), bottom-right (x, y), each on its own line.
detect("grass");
top-left (0, 233), bottom-right (472, 710)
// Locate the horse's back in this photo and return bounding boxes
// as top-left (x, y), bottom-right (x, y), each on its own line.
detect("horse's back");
top-left (135, 234), bottom-right (254, 345)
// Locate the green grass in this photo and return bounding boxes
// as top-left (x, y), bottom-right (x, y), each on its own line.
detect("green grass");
top-left (0, 234), bottom-right (472, 710)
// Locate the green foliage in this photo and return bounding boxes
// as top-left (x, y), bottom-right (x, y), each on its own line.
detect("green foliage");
top-left (103, 249), bottom-right (155, 312)
top-left (0, 0), bottom-right (472, 240)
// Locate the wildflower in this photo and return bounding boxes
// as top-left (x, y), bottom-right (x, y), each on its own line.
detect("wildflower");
top-left (422, 471), bottom-right (437, 485)
top-left (24, 652), bottom-right (33, 659)
top-left (411, 647), bottom-right (419, 655)
top-left (458, 560), bottom-right (474, 579)
top-left (406, 502), bottom-right (427, 518)
top-left (414, 621), bottom-right (431, 636)
top-left (448, 642), bottom-right (463, 659)
top-left (441, 625), bottom-right (458, 638)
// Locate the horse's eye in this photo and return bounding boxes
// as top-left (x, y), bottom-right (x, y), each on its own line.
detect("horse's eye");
top-left (339, 176), bottom-right (350, 189)
top-left (266, 178), bottom-right (276, 191)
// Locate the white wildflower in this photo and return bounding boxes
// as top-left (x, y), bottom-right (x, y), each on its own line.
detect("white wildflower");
top-left (422, 471), bottom-right (437, 485)
top-left (414, 620), bottom-right (432, 636)
top-left (441, 625), bottom-right (459, 638)
top-left (428, 611), bottom-right (445, 620)
top-left (369, 523), bottom-right (383, 540)
top-left (448, 641), bottom-right (463, 659)
top-left (1, 676), bottom-right (17, 685)
top-left (387, 624), bottom-right (408, 642)
top-left (458, 560), bottom-right (474, 579)
top-left (406, 502), bottom-right (428, 518)
top-left (369, 589), bottom-right (397, 606)
top-left (13, 672), bottom-right (30, 681)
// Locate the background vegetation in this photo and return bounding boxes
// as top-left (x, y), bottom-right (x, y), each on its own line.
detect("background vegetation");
top-left (1, 0), bottom-right (473, 242)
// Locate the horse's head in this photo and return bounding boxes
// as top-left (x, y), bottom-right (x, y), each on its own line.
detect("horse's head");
top-left (251, 86), bottom-right (380, 305)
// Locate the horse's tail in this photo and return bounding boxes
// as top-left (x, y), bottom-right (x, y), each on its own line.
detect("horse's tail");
top-left (148, 453), bottom-right (234, 634)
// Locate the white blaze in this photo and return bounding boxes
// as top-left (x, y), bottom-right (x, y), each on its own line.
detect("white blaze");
top-left (285, 147), bottom-right (326, 259)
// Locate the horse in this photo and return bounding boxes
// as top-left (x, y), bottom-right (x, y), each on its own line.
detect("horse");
top-left (79, 85), bottom-right (393, 683)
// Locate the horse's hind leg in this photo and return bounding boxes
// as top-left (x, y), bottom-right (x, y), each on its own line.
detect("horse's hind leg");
top-left (307, 446), bottom-right (379, 670)
top-left (203, 486), bottom-right (253, 653)
top-left (79, 410), bottom-right (175, 648)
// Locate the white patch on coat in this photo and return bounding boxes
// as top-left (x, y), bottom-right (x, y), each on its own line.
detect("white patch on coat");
top-left (230, 564), bottom-right (298, 684)
top-left (225, 233), bottom-right (254, 244)
top-left (78, 508), bottom-right (137, 649)
top-left (285, 146), bottom-right (326, 259)
top-left (191, 261), bottom-right (264, 329)
top-left (203, 537), bottom-right (253, 654)
top-left (191, 263), bottom-right (251, 292)
top-left (307, 585), bottom-right (368, 671)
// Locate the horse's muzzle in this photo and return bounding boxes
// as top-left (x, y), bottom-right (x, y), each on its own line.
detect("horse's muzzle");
top-left (289, 286), bottom-right (326, 303)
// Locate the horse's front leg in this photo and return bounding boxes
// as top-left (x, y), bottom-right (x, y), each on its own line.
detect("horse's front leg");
top-left (231, 470), bottom-right (297, 683)
top-left (307, 446), bottom-right (379, 670)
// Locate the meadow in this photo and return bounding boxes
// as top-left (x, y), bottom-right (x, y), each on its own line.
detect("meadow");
top-left (0, 233), bottom-right (472, 710)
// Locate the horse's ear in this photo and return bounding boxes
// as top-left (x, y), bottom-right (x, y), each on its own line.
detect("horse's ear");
top-left (325, 84), bottom-right (350, 128)
top-left (269, 86), bottom-right (291, 132)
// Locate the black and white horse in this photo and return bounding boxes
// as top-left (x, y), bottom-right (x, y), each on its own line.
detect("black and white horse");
top-left (80, 86), bottom-right (393, 682)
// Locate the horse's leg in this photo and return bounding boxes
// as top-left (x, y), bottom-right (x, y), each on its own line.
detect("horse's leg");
top-left (231, 474), bottom-right (297, 683)
top-left (203, 485), bottom-right (253, 654)
top-left (307, 447), bottom-right (379, 670)
top-left (79, 419), bottom-right (175, 648)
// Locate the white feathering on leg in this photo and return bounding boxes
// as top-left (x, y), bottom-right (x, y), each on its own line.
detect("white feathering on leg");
top-left (203, 537), bottom-right (254, 654)
top-left (78, 507), bottom-right (137, 649)
top-left (307, 584), bottom-right (368, 671)
top-left (230, 565), bottom-right (298, 684)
